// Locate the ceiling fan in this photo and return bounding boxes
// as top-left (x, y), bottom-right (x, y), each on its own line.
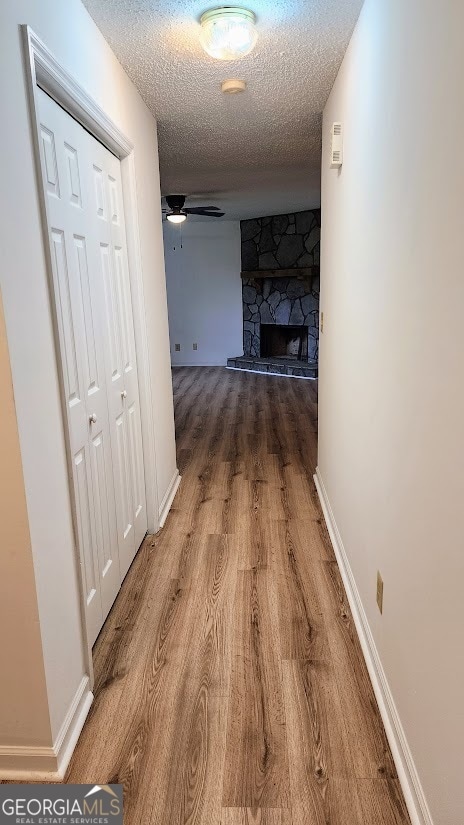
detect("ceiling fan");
top-left (162, 194), bottom-right (225, 223)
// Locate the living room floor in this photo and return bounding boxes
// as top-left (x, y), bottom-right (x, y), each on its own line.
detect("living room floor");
top-left (65, 367), bottom-right (410, 825)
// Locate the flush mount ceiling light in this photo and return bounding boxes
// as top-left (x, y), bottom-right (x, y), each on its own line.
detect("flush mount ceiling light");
top-left (199, 7), bottom-right (258, 61)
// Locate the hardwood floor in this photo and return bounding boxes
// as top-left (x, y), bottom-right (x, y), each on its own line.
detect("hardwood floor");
top-left (65, 366), bottom-right (410, 825)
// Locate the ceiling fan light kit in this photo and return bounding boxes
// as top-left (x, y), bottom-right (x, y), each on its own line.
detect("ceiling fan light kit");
top-left (166, 212), bottom-right (187, 224)
top-left (163, 194), bottom-right (225, 223)
top-left (199, 7), bottom-right (258, 61)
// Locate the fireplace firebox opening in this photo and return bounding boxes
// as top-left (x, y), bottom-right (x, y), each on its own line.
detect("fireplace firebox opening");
top-left (260, 324), bottom-right (309, 361)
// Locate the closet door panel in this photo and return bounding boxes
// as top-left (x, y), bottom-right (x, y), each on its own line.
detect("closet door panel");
top-left (37, 88), bottom-right (124, 643)
top-left (90, 139), bottom-right (148, 572)
top-left (38, 87), bottom-right (148, 642)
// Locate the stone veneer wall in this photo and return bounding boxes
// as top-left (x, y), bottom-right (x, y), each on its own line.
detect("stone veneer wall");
top-left (240, 210), bottom-right (321, 360)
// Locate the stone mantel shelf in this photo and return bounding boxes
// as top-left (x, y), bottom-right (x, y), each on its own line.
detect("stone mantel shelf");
top-left (241, 266), bottom-right (319, 280)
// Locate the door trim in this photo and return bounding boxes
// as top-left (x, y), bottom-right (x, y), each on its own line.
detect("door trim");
top-left (25, 30), bottom-right (133, 158)
top-left (22, 26), bottom-right (160, 675)
top-left (158, 468), bottom-right (181, 529)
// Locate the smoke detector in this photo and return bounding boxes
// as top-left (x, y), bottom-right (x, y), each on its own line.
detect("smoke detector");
top-left (330, 122), bottom-right (343, 168)
top-left (221, 78), bottom-right (247, 94)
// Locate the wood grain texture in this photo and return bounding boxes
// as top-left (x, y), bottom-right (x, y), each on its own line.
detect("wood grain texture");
top-left (62, 367), bottom-right (409, 825)
top-left (222, 568), bottom-right (289, 808)
top-left (222, 809), bottom-right (293, 825)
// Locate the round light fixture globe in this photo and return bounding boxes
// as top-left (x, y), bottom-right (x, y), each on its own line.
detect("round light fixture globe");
top-left (199, 7), bottom-right (258, 61)
top-left (166, 212), bottom-right (187, 224)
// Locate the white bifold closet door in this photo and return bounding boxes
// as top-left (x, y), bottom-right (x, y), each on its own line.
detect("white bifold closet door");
top-left (37, 88), bottom-right (147, 645)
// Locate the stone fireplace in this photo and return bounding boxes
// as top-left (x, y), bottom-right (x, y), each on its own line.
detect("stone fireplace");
top-left (227, 209), bottom-right (320, 377)
top-left (242, 274), bottom-right (319, 361)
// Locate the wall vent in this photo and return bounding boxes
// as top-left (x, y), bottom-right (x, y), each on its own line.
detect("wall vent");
top-left (330, 122), bottom-right (343, 168)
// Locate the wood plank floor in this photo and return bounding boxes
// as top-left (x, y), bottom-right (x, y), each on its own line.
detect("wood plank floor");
top-left (65, 366), bottom-right (410, 825)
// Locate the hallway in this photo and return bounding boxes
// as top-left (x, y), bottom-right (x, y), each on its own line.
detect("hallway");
top-left (65, 367), bottom-right (410, 824)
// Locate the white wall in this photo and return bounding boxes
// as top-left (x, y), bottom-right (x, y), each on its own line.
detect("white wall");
top-left (319, 1), bottom-right (464, 823)
top-left (0, 291), bottom-right (52, 752)
top-left (0, 0), bottom-right (177, 768)
top-left (164, 220), bottom-right (243, 366)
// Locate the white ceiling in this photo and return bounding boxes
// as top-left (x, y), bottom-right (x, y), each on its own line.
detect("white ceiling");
top-left (82, 0), bottom-right (364, 219)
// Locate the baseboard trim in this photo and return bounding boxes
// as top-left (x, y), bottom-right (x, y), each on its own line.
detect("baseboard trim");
top-left (54, 675), bottom-right (93, 777)
top-left (158, 469), bottom-right (181, 529)
top-left (314, 468), bottom-right (433, 825)
top-left (0, 676), bottom-right (93, 780)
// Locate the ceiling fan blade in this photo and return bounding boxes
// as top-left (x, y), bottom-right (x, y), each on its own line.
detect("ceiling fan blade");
top-left (189, 205), bottom-right (221, 211)
top-left (184, 207), bottom-right (223, 215)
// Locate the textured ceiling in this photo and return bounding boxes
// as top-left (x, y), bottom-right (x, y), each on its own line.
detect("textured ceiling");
top-left (82, 0), bottom-right (364, 219)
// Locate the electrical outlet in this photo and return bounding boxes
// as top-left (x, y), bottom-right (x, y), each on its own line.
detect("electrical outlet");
top-left (376, 571), bottom-right (384, 614)
top-left (193, 343), bottom-right (198, 351)
top-left (175, 343), bottom-right (180, 352)
top-left (320, 311), bottom-right (324, 333)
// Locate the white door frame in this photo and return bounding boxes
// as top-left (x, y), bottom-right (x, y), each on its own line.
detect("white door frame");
top-left (22, 25), bottom-right (160, 679)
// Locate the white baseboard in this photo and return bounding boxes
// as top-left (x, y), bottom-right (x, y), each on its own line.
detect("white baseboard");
top-left (54, 676), bottom-right (93, 777)
top-left (314, 468), bottom-right (433, 825)
top-left (158, 469), bottom-right (181, 530)
top-left (0, 676), bottom-right (93, 780)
